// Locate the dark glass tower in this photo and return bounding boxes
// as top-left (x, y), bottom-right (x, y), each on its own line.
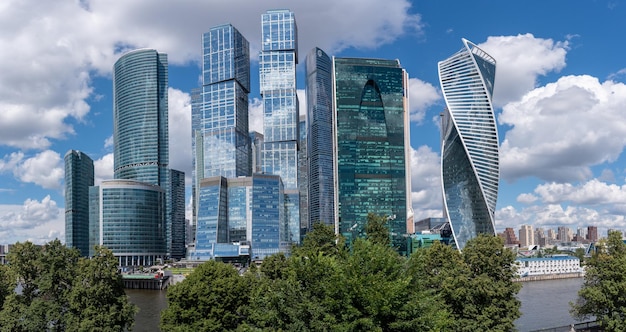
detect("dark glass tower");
top-left (168, 169), bottom-right (186, 259)
top-left (305, 47), bottom-right (335, 230)
top-left (113, 49), bottom-right (169, 187)
top-left (438, 39), bottom-right (499, 250)
top-left (333, 57), bottom-right (411, 254)
top-left (64, 150), bottom-right (94, 257)
top-left (260, 9), bottom-right (300, 244)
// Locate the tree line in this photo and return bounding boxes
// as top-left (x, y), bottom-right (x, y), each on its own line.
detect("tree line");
top-left (161, 214), bottom-right (522, 331)
top-left (3, 214), bottom-right (623, 331)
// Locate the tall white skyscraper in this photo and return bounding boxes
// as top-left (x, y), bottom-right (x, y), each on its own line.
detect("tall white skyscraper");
top-left (438, 39), bottom-right (499, 250)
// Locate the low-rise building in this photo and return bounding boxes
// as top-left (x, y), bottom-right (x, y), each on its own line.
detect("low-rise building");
top-left (516, 255), bottom-right (582, 277)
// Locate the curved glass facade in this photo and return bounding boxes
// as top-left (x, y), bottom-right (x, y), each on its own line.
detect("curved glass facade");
top-left (113, 49), bottom-right (169, 186)
top-left (64, 150), bottom-right (94, 257)
top-left (438, 38), bottom-right (499, 250)
top-left (305, 47), bottom-right (335, 230)
top-left (333, 58), bottom-right (410, 254)
top-left (90, 180), bottom-right (166, 266)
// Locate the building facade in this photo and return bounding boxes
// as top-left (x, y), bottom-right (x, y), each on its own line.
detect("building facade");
top-left (587, 226), bottom-right (598, 242)
top-left (519, 224), bottom-right (534, 248)
top-left (516, 255), bottom-right (582, 277)
top-left (333, 57), bottom-right (412, 254)
top-left (87, 48), bottom-right (182, 265)
top-left (168, 169), bottom-right (186, 259)
top-left (305, 47), bottom-right (335, 230)
top-left (89, 180), bottom-right (166, 266)
top-left (298, 114), bottom-right (309, 237)
top-left (113, 49), bottom-right (169, 187)
top-left (64, 150), bottom-right (94, 256)
top-left (438, 39), bottom-right (499, 250)
top-left (193, 24), bottom-right (251, 181)
top-left (260, 9), bottom-right (300, 244)
top-left (192, 174), bottom-right (286, 261)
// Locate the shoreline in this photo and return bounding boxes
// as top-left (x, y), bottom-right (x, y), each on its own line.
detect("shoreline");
top-left (514, 272), bottom-right (584, 282)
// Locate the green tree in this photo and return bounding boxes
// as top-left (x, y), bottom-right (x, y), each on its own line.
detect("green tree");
top-left (296, 222), bottom-right (345, 257)
top-left (571, 231), bottom-right (626, 331)
top-left (411, 235), bottom-right (521, 331)
top-left (66, 246), bottom-right (136, 331)
top-left (0, 241), bottom-right (136, 332)
top-left (161, 260), bottom-right (250, 332)
top-left (364, 213), bottom-right (391, 247)
top-left (459, 234), bottom-right (521, 331)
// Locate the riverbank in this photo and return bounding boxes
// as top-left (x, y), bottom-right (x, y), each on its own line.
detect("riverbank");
top-left (514, 272), bottom-right (584, 282)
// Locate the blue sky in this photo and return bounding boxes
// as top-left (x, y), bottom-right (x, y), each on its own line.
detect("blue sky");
top-left (1, 0), bottom-right (625, 244)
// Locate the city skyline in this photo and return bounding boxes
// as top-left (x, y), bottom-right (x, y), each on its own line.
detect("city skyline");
top-left (1, 1), bottom-right (626, 244)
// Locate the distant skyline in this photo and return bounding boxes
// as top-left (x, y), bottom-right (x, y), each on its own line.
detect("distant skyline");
top-left (1, 0), bottom-right (626, 243)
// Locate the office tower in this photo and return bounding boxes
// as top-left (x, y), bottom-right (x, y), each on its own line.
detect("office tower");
top-left (557, 226), bottom-right (572, 242)
top-left (535, 228), bottom-right (546, 247)
top-left (191, 24), bottom-right (252, 257)
top-left (502, 228), bottom-right (519, 245)
top-left (519, 224), bottom-right (534, 248)
top-left (438, 39), bottom-right (499, 250)
top-left (64, 150), bottom-right (94, 256)
top-left (113, 49), bottom-right (169, 187)
top-left (249, 131), bottom-right (264, 174)
top-left (587, 226), bottom-right (598, 242)
top-left (333, 57), bottom-right (412, 254)
top-left (192, 174), bottom-right (285, 261)
top-left (298, 114), bottom-right (309, 236)
top-left (89, 180), bottom-right (166, 266)
top-left (88, 49), bottom-right (173, 264)
top-left (260, 9), bottom-right (300, 244)
top-left (547, 228), bottom-right (556, 241)
top-left (193, 24), bottom-right (251, 180)
top-left (168, 169), bottom-right (186, 259)
top-left (189, 23), bottom-right (290, 260)
top-left (305, 47), bottom-right (335, 230)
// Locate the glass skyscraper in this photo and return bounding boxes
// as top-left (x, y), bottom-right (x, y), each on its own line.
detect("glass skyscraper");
top-left (438, 38), bottom-right (499, 250)
top-left (113, 49), bottom-right (169, 187)
top-left (89, 180), bottom-right (166, 266)
top-left (191, 174), bottom-right (285, 261)
top-left (190, 23), bottom-right (291, 260)
top-left (193, 24), bottom-right (251, 181)
top-left (168, 169), bottom-right (186, 259)
top-left (305, 47), bottom-right (335, 230)
top-left (87, 48), bottom-right (181, 265)
top-left (333, 57), bottom-right (412, 254)
top-left (64, 150), bottom-right (94, 257)
top-left (298, 114), bottom-right (309, 236)
top-left (260, 9), bottom-right (300, 244)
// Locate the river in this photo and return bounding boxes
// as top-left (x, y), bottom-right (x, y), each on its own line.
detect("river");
top-left (126, 277), bottom-right (588, 332)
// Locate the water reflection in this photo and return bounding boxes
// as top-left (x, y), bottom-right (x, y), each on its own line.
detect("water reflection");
top-left (515, 278), bottom-right (590, 332)
top-left (126, 289), bottom-right (168, 331)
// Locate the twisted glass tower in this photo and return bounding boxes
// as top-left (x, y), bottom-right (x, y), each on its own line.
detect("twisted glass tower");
top-left (438, 38), bottom-right (499, 250)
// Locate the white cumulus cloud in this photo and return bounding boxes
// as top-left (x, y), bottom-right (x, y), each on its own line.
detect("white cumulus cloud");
top-left (478, 33), bottom-right (569, 107)
top-left (408, 78), bottom-right (441, 123)
top-left (499, 75), bottom-right (626, 182)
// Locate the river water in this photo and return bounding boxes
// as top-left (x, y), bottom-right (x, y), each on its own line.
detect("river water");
top-left (126, 277), bottom-right (587, 332)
